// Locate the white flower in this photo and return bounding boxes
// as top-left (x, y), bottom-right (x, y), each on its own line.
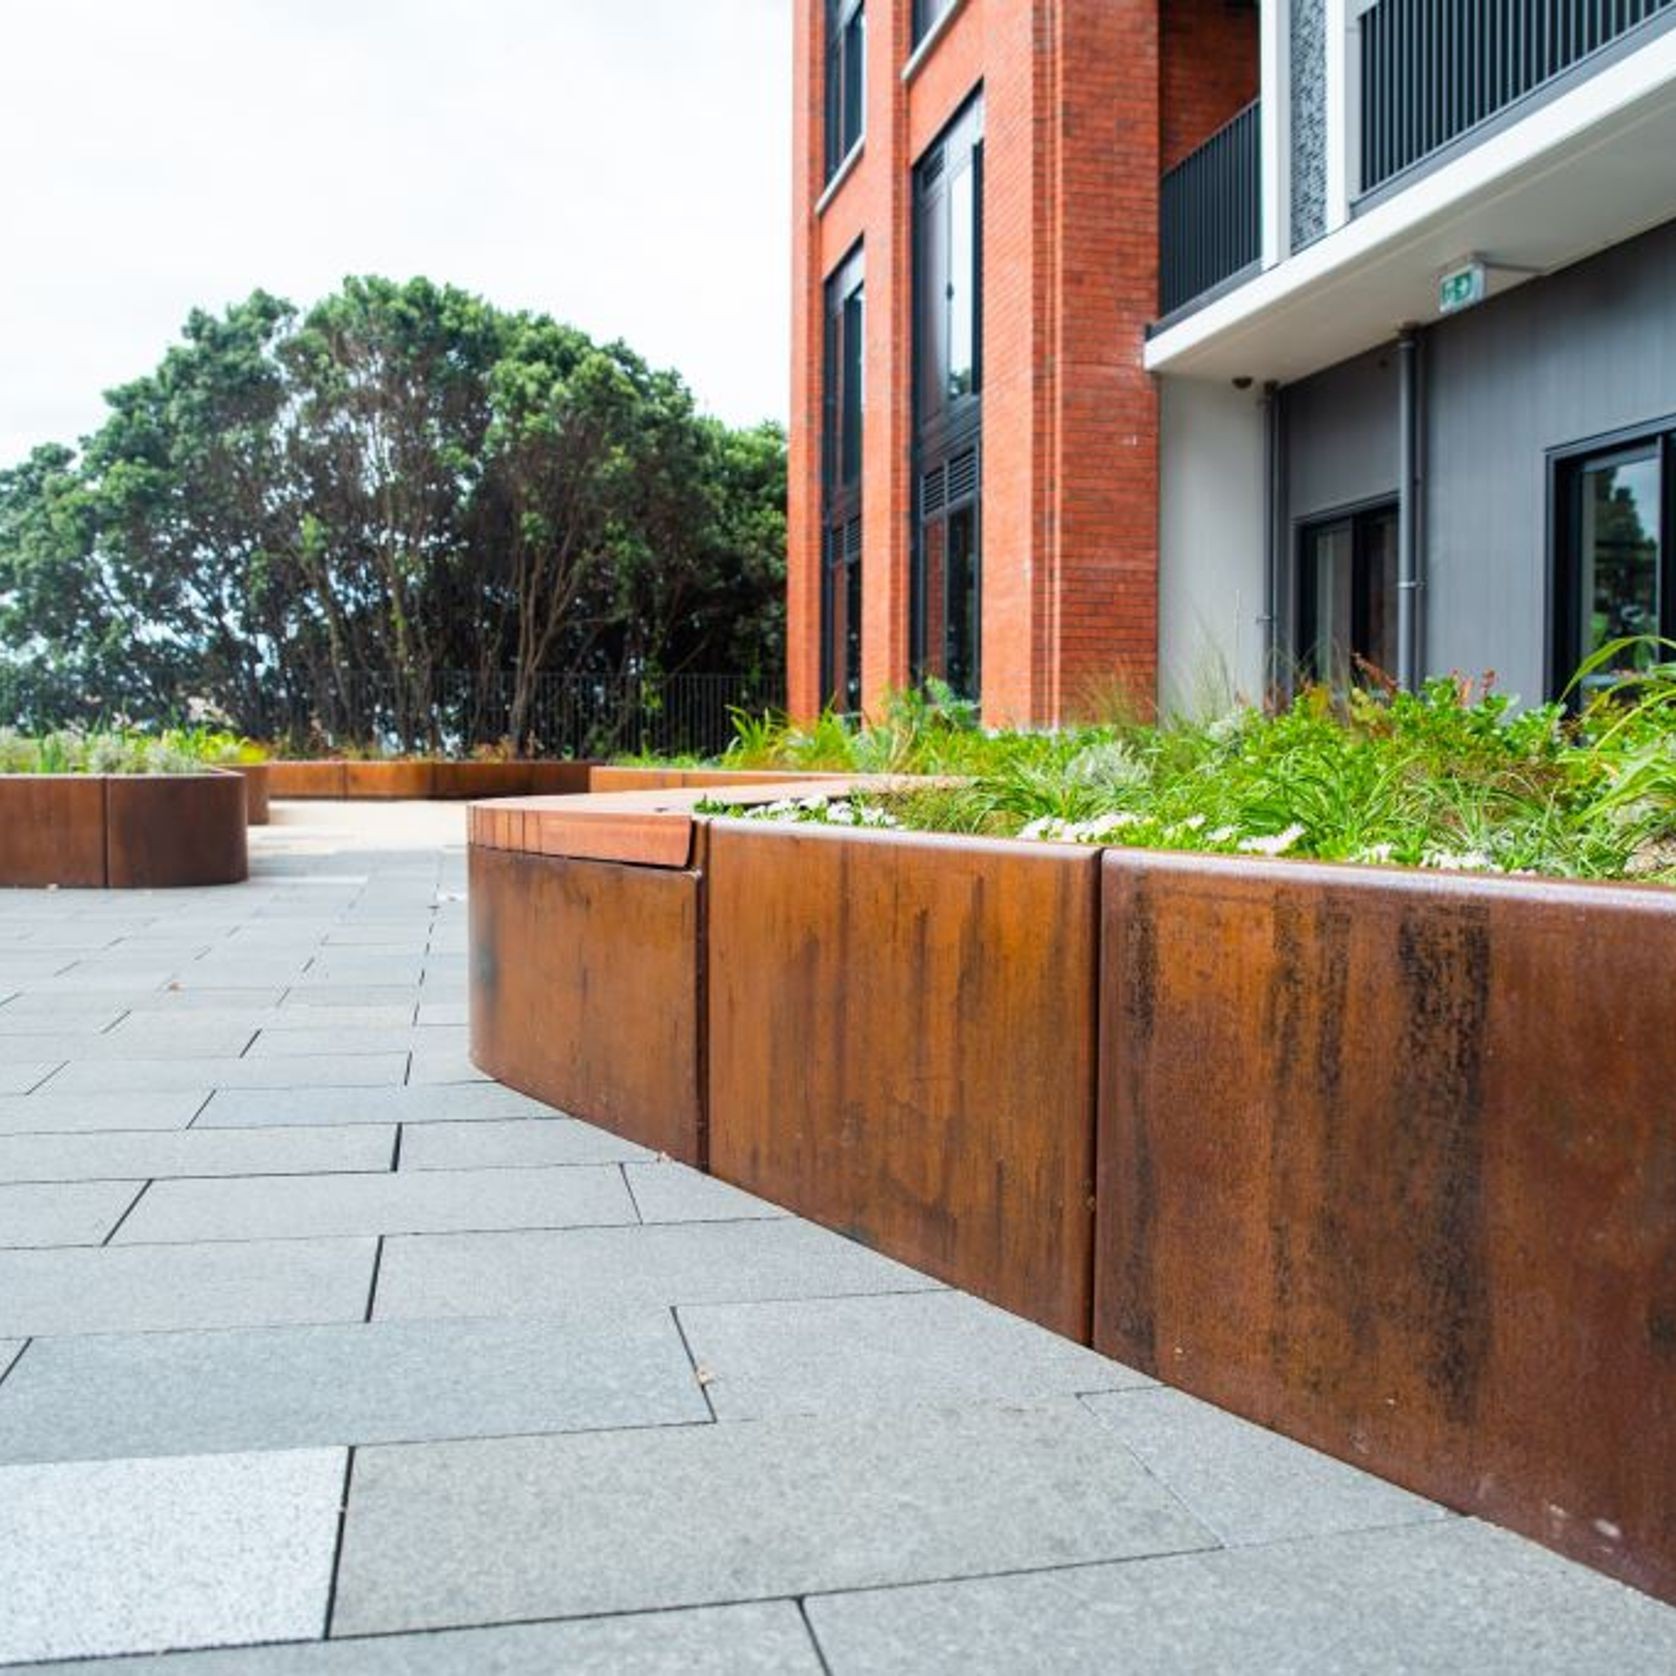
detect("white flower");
top-left (1354, 842), bottom-right (1395, 865)
top-left (1421, 848), bottom-right (1499, 872)
top-left (1208, 825), bottom-right (1238, 844)
top-left (1238, 823), bottom-right (1306, 857)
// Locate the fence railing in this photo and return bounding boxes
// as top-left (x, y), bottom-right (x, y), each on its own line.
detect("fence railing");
top-left (0, 668), bottom-right (785, 761)
top-left (1159, 99), bottom-right (1262, 318)
top-left (1360, 0), bottom-right (1676, 194)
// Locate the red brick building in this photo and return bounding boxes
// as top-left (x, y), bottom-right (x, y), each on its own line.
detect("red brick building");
top-left (787, 0), bottom-right (1257, 724)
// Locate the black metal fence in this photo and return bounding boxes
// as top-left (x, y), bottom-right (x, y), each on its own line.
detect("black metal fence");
top-left (1159, 99), bottom-right (1262, 318)
top-left (1361, 0), bottom-right (1675, 193)
top-left (269, 670), bottom-right (784, 759)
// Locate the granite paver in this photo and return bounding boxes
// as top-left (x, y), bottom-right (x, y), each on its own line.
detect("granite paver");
top-left (0, 802), bottom-right (1665, 1669)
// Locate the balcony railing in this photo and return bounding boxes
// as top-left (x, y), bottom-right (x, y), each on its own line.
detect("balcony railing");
top-left (1159, 99), bottom-right (1262, 318)
top-left (1361, 0), bottom-right (1676, 194)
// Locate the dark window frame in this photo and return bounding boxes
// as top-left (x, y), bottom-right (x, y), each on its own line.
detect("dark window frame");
top-left (1548, 414), bottom-right (1676, 702)
top-left (822, 243), bottom-right (866, 714)
top-left (912, 0), bottom-right (957, 49)
top-left (824, 0), bottom-right (866, 182)
top-left (1293, 496), bottom-right (1401, 687)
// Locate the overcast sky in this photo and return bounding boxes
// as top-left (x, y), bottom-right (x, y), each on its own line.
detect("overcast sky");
top-left (0, 0), bottom-right (791, 467)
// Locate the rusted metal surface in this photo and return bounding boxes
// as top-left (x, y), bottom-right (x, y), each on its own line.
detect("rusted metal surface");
top-left (469, 842), bottom-right (706, 1163)
top-left (267, 761), bottom-right (348, 799)
top-left (344, 761), bottom-right (436, 800)
top-left (526, 761), bottom-right (594, 796)
top-left (587, 766), bottom-right (834, 794)
top-left (707, 822), bottom-right (1100, 1342)
top-left (228, 763), bottom-right (269, 824)
top-left (106, 774), bottom-right (248, 888)
top-left (1096, 850), bottom-right (1676, 1602)
top-left (0, 778), bottom-right (108, 887)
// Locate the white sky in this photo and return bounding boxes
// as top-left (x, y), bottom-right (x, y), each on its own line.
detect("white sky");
top-left (0, 0), bottom-right (791, 467)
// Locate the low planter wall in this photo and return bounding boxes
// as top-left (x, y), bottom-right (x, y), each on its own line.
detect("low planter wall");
top-left (269, 759), bottom-right (596, 800)
top-left (706, 822), bottom-right (1099, 1341)
top-left (227, 762), bottom-right (269, 824)
top-left (467, 791), bottom-right (1676, 1602)
top-left (1095, 851), bottom-right (1676, 1603)
top-left (0, 773), bottom-right (248, 888)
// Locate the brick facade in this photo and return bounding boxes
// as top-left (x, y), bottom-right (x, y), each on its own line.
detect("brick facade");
top-left (788, 0), bottom-right (1257, 725)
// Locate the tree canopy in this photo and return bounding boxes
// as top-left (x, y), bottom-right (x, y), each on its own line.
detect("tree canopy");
top-left (0, 277), bottom-right (786, 751)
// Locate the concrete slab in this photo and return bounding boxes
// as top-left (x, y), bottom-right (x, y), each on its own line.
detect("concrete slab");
top-left (0, 1238), bottom-right (377, 1336)
top-left (0, 1091), bottom-right (209, 1135)
top-left (330, 1401), bottom-right (1215, 1634)
top-left (0, 1063), bottom-right (59, 1094)
top-left (4, 1603), bottom-right (824, 1674)
top-left (0, 1182), bottom-right (141, 1248)
top-left (0, 1028), bottom-right (257, 1062)
top-left (0, 1313), bottom-right (707, 1463)
top-left (626, 1161), bottom-right (788, 1223)
top-left (198, 1083), bottom-right (559, 1128)
top-left (48, 1054), bottom-right (411, 1094)
top-left (397, 1117), bottom-right (652, 1170)
top-left (0, 1448), bottom-right (344, 1665)
top-left (1081, 1387), bottom-right (1445, 1547)
top-left (679, 1290), bottom-right (1148, 1421)
top-left (802, 1517), bottom-right (1676, 1675)
top-left (373, 1218), bottom-right (942, 1322)
top-left (116, 1165), bottom-right (637, 1243)
top-left (0, 1124), bottom-right (396, 1184)
top-left (406, 1049), bottom-right (491, 1085)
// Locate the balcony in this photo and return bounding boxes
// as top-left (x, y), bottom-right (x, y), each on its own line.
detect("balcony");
top-left (1158, 99), bottom-right (1261, 318)
top-left (1361, 0), bottom-right (1676, 195)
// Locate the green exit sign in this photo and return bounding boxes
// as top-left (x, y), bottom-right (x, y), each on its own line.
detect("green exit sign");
top-left (1438, 261), bottom-right (1486, 315)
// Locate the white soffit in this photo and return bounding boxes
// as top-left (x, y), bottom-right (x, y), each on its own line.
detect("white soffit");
top-left (1146, 28), bottom-right (1676, 384)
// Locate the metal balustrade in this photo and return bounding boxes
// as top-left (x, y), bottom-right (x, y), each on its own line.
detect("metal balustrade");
top-left (1159, 99), bottom-right (1262, 317)
top-left (1361, 0), bottom-right (1676, 193)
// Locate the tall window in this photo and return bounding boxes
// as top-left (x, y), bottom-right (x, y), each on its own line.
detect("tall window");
top-left (822, 246), bottom-right (865, 713)
top-left (1297, 503), bottom-right (1398, 687)
top-left (911, 94), bottom-right (983, 701)
top-left (1554, 426), bottom-right (1675, 699)
top-left (825, 0), bottom-right (865, 180)
top-left (912, 0), bottom-right (956, 47)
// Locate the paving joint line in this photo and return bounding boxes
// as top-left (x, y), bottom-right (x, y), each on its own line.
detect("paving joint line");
top-left (363, 1236), bottom-right (386, 1322)
top-left (100, 1180), bottom-right (154, 1246)
top-left (669, 1304), bottom-right (719, 1422)
top-left (322, 1446), bottom-right (358, 1641)
top-left (796, 1596), bottom-right (837, 1676)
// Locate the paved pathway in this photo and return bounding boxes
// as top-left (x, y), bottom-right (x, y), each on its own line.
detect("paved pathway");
top-left (0, 802), bottom-right (1670, 1672)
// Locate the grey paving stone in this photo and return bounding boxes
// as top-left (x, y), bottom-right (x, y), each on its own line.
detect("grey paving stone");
top-left (374, 1218), bottom-right (941, 1322)
top-left (680, 1290), bottom-right (1148, 1421)
top-left (245, 1027), bottom-right (433, 1057)
top-left (0, 1062), bottom-right (59, 1094)
top-left (0, 1090), bottom-right (208, 1135)
top-left (0, 1237), bottom-right (376, 1336)
top-left (0, 1312), bottom-right (707, 1463)
top-left (1081, 1386), bottom-right (1445, 1547)
top-left (0, 1447), bottom-right (344, 1665)
top-left (50, 1052), bottom-right (410, 1093)
top-left (123, 986), bottom-right (291, 1009)
top-left (0, 1181), bottom-right (141, 1247)
top-left (398, 1117), bottom-right (652, 1170)
top-left (626, 1161), bottom-right (789, 1223)
top-left (331, 1400), bottom-right (1214, 1635)
top-left (416, 1001), bottom-right (466, 1026)
top-left (0, 1124), bottom-right (395, 1184)
top-left (0, 1027), bottom-right (257, 1062)
top-left (5, 1602), bottom-right (822, 1674)
top-left (0, 1339), bottom-right (24, 1383)
top-left (0, 1008), bottom-right (123, 1035)
top-left (802, 1517), bottom-right (1676, 1675)
top-left (277, 987), bottom-right (430, 1010)
top-left (406, 1048), bottom-right (490, 1085)
top-left (117, 1164), bottom-right (636, 1243)
top-left (199, 1082), bottom-right (557, 1128)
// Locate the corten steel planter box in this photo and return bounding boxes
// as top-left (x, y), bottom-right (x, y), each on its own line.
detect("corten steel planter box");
top-left (228, 762), bottom-right (270, 824)
top-left (706, 822), bottom-right (1101, 1342)
top-left (469, 837), bottom-right (705, 1162)
top-left (105, 774), bottom-right (249, 887)
top-left (344, 760), bottom-right (437, 800)
top-left (0, 777), bottom-right (108, 886)
top-left (0, 773), bottom-right (246, 888)
top-left (267, 760), bottom-right (348, 799)
top-left (1095, 850), bottom-right (1676, 1602)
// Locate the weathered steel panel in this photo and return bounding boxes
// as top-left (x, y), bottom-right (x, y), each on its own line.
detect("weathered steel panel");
top-left (229, 763), bottom-right (270, 824)
top-left (106, 775), bottom-right (248, 888)
top-left (1096, 850), bottom-right (1676, 1602)
top-left (0, 778), bottom-right (107, 887)
top-left (708, 822), bottom-right (1100, 1342)
top-left (344, 761), bottom-right (436, 800)
top-left (469, 844), bottom-right (705, 1164)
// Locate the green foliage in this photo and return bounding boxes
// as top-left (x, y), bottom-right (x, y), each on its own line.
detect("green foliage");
top-left (707, 657), bottom-right (1676, 883)
top-left (0, 727), bottom-right (263, 775)
top-left (0, 279), bottom-right (786, 751)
